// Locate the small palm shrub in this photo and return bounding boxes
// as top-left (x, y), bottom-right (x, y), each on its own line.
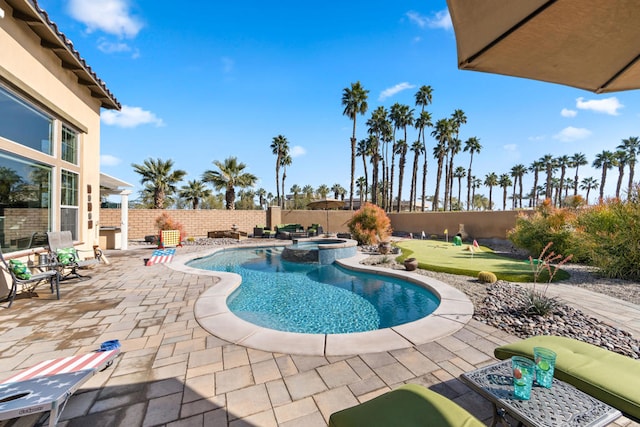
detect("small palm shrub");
top-left (347, 203), bottom-right (392, 245)
top-left (477, 271), bottom-right (497, 283)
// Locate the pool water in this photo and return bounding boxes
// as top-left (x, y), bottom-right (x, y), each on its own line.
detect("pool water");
top-left (188, 247), bottom-right (440, 334)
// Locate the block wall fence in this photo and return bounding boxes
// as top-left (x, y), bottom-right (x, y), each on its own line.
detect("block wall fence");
top-left (100, 207), bottom-right (526, 241)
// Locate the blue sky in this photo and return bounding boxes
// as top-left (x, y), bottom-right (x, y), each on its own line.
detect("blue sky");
top-left (37, 0), bottom-right (640, 207)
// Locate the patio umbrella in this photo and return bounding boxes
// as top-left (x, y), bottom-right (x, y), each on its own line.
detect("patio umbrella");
top-left (306, 199), bottom-right (345, 234)
top-left (446, 0), bottom-right (640, 93)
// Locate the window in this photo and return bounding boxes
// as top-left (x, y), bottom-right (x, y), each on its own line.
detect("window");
top-left (60, 170), bottom-right (78, 239)
top-left (0, 150), bottom-right (52, 251)
top-left (61, 125), bottom-right (78, 164)
top-left (0, 86), bottom-right (53, 155)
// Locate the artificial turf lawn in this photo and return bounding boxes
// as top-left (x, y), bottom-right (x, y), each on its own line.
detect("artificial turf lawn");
top-left (394, 239), bottom-right (569, 282)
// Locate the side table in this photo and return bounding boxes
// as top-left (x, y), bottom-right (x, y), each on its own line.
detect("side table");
top-left (461, 360), bottom-right (621, 427)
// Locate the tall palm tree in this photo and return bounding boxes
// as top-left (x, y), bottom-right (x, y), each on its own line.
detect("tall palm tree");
top-left (618, 136), bottom-right (640, 198)
top-left (366, 106), bottom-right (389, 207)
top-left (592, 150), bottom-right (615, 202)
top-left (342, 81), bottom-right (369, 210)
top-left (463, 136), bottom-right (481, 210)
top-left (256, 187), bottom-right (267, 209)
top-left (270, 135), bottom-right (289, 208)
top-left (290, 184), bottom-right (302, 209)
top-left (539, 154), bottom-right (557, 201)
top-left (415, 111), bottom-right (433, 211)
top-left (179, 180), bottom-right (211, 210)
top-left (580, 177), bottom-right (599, 205)
top-left (202, 157), bottom-right (257, 210)
top-left (528, 160), bottom-right (544, 207)
top-left (498, 173), bottom-right (512, 211)
top-left (356, 176), bottom-right (366, 205)
top-left (356, 138), bottom-right (370, 202)
top-left (570, 152), bottom-right (588, 196)
top-left (453, 166), bottom-right (466, 210)
top-left (395, 139), bottom-right (409, 212)
top-left (484, 172), bottom-right (498, 210)
top-left (388, 103), bottom-right (402, 211)
top-left (431, 118), bottom-right (453, 211)
top-left (613, 150), bottom-right (628, 199)
top-left (132, 158), bottom-right (186, 209)
top-left (409, 140), bottom-right (424, 211)
top-left (509, 164), bottom-right (527, 209)
top-left (554, 155), bottom-right (570, 207)
top-left (280, 154), bottom-right (292, 208)
top-left (471, 176), bottom-right (482, 210)
top-left (447, 110), bottom-right (466, 210)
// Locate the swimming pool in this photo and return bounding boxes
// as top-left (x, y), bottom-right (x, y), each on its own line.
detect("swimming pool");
top-left (187, 246), bottom-right (440, 334)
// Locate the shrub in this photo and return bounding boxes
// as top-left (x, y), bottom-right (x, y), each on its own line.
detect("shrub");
top-left (347, 203), bottom-right (392, 245)
top-left (477, 271), bottom-right (497, 283)
top-left (524, 242), bottom-right (572, 316)
top-left (155, 212), bottom-right (185, 236)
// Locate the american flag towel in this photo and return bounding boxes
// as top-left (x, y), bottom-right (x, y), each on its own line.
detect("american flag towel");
top-left (146, 248), bottom-right (176, 266)
top-left (1, 349), bottom-right (120, 384)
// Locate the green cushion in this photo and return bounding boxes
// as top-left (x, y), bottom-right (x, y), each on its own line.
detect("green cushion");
top-left (494, 335), bottom-right (640, 420)
top-left (9, 259), bottom-right (31, 280)
top-left (56, 247), bottom-right (77, 265)
top-left (328, 384), bottom-right (484, 427)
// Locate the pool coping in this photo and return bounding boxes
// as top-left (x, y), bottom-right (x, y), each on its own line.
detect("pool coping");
top-left (168, 243), bottom-right (474, 356)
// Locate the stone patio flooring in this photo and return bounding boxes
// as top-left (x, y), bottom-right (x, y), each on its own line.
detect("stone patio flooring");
top-left (0, 243), bottom-right (637, 427)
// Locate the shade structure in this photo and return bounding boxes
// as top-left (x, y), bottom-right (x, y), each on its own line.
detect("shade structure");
top-left (446, 0), bottom-right (640, 93)
top-left (306, 199), bottom-right (345, 234)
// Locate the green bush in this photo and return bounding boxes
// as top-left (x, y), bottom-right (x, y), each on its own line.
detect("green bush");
top-left (477, 271), bottom-right (497, 283)
top-left (347, 203), bottom-right (392, 245)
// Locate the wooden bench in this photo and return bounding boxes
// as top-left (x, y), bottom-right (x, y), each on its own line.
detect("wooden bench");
top-left (494, 335), bottom-right (640, 421)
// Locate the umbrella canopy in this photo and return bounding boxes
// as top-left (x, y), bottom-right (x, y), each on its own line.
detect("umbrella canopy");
top-left (446, 0), bottom-right (640, 93)
top-left (306, 199), bottom-right (345, 210)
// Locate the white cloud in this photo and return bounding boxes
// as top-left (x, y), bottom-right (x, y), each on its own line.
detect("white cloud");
top-left (503, 144), bottom-right (517, 152)
top-left (100, 154), bottom-right (121, 166)
top-left (553, 126), bottom-right (592, 142)
top-left (406, 10), bottom-right (452, 31)
top-left (528, 135), bottom-right (546, 141)
top-left (379, 82), bottom-right (416, 101)
top-left (290, 146), bottom-right (306, 157)
top-left (101, 105), bottom-right (165, 128)
top-left (221, 56), bottom-right (234, 73)
top-left (561, 108), bottom-right (577, 118)
top-left (575, 96), bottom-right (623, 116)
top-left (68, 0), bottom-right (143, 38)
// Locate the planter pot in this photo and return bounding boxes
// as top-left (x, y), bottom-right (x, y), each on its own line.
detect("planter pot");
top-left (378, 242), bottom-right (391, 254)
top-left (404, 257), bottom-right (418, 271)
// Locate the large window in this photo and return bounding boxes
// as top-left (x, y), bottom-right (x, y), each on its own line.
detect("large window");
top-left (0, 86), bottom-right (53, 155)
top-left (61, 125), bottom-right (78, 164)
top-left (60, 170), bottom-right (78, 239)
top-left (0, 150), bottom-right (52, 251)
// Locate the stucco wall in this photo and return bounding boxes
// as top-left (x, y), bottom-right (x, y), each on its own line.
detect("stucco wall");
top-left (100, 208), bottom-right (525, 241)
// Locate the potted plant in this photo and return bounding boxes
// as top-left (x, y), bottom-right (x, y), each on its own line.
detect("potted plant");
top-left (403, 257), bottom-right (418, 271)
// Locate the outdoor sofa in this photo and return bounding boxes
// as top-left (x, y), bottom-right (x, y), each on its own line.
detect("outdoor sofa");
top-left (494, 335), bottom-right (640, 421)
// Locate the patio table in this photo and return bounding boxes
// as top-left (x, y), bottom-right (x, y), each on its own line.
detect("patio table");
top-left (461, 359), bottom-right (621, 427)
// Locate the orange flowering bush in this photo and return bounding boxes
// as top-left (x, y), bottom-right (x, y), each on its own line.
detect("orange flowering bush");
top-left (347, 203), bottom-right (392, 245)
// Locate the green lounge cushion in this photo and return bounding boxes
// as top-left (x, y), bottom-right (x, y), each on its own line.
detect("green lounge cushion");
top-left (328, 384), bottom-right (484, 427)
top-left (56, 247), bottom-right (77, 266)
top-left (9, 259), bottom-right (31, 280)
top-left (494, 335), bottom-right (640, 420)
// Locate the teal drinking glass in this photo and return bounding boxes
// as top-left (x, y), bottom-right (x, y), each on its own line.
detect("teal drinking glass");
top-left (511, 356), bottom-right (535, 400)
top-left (534, 347), bottom-right (557, 388)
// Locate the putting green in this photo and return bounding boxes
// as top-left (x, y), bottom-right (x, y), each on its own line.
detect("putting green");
top-left (395, 239), bottom-right (569, 282)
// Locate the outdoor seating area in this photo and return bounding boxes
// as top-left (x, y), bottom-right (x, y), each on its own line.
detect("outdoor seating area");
top-left (47, 231), bottom-right (101, 281)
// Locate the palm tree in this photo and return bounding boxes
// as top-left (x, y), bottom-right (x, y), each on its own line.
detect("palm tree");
top-left (366, 107), bottom-right (390, 207)
top-left (270, 135), bottom-right (289, 208)
top-left (256, 188), bottom-right (267, 209)
top-left (498, 173), bottom-right (512, 211)
top-left (280, 154), bottom-right (292, 208)
top-left (331, 183), bottom-right (346, 200)
top-left (580, 177), bottom-right (599, 205)
top-left (409, 140), bottom-right (424, 211)
top-left (613, 150), bottom-right (628, 199)
top-left (179, 180), bottom-right (211, 210)
top-left (132, 158), bottom-right (186, 209)
top-left (528, 160), bottom-right (544, 207)
top-left (431, 118), bottom-right (453, 210)
top-left (342, 81), bottom-right (369, 210)
top-left (302, 185), bottom-right (315, 205)
top-left (453, 166), bottom-right (466, 210)
top-left (592, 150), bottom-right (615, 202)
top-left (554, 155), bottom-right (570, 207)
top-left (484, 172), bottom-right (498, 210)
top-left (570, 153), bottom-right (588, 196)
top-left (202, 157), bottom-right (257, 210)
top-left (447, 110), bottom-right (466, 210)
top-left (463, 136), bottom-right (481, 210)
top-left (471, 176), bottom-right (482, 210)
top-left (539, 154), bottom-right (557, 201)
top-left (316, 184), bottom-right (330, 199)
top-left (395, 139), bottom-right (409, 212)
top-left (290, 184), bottom-right (302, 209)
top-left (415, 111), bottom-right (433, 211)
top-left (356, 138), bottom-right (370, 202)
top-left (510, 164), bottom-right (527, 209)
top-left (618, 136), bottom-right (640, 198)
top-left (356, 176), bottom-right (366, 205)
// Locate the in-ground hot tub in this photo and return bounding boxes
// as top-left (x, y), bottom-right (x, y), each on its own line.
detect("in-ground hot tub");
top-left (281, 238), bottom-right (357, 264)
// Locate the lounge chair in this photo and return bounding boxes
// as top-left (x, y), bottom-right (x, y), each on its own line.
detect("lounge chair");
top-left (0, 247), bottom-right (59, 308)
top-left (47, 231), bottom-right (101, 281)
top-left (0, 346), bottom-right (120, 426)
top-left (328, 384), bottom-right (484, 427)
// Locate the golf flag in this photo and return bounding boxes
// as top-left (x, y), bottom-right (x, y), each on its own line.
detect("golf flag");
top-left (444, 229), bottom-right (448, 234)
top-left (473, 239), bottom-right (479, 248)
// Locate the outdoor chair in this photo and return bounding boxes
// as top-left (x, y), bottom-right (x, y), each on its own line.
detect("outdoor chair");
top-left (47, 231), bottom-right (101, 281)
top-left (0, 247), bottom-right (59, 308)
